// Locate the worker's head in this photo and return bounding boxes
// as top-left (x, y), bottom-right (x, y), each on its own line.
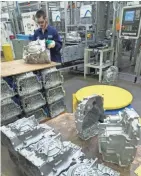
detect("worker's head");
top-left (36, 10), bottom-right (47, 29)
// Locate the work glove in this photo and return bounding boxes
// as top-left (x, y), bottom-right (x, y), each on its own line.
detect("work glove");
top-left (45, 40), bottom-right (55, 49)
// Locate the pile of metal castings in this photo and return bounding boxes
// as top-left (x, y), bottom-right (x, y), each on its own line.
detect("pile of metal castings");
top-left (41, 67), bottom-right (66, 118)
top-left (1, 66), bottom-right (66, 125)
top-left (66, 31), bottom-right (81, 43)
top-left (75, 95), bottom-right (105, 140)
top-left (1, 115), bottom-right (120, 176)
top-left (16, 72), bottom-right (47, 117)
top-left (98, 108), bottom-right (141, 167)
top-left (61, 43), bottom-right (85, 63)
top-left (75, 94), bottom-right (140, 167)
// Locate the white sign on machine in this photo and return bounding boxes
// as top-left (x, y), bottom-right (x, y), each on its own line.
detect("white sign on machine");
top-left (22, 11), bottom-right (38, 35)
top-left (80, 5), bottom-right (92, 18)
top-left (52, 11), bottom-right (61, 22)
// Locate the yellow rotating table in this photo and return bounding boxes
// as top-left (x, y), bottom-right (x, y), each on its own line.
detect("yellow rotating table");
top-left (73, 85), bottom-right (133, 111)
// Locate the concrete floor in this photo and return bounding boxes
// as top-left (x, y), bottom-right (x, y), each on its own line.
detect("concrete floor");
top-left (119, 52), bottom-right (134, 74)
top-left (1, 72), bottom-right (141, 176)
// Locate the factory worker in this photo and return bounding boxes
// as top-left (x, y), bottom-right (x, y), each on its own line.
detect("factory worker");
top-left (29, 10), bottom-right (62, 63)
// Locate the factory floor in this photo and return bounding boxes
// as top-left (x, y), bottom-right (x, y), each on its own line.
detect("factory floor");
top-left (1, 72), bottom-right (141, 176)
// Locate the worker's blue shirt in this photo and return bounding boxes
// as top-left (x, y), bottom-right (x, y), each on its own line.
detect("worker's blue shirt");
top-left (29, 25), bottom-right (62, 62)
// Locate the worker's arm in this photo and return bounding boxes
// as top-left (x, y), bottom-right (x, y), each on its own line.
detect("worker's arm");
top-left (29, 30), bottom-right (38, 41)
top-left (52, 30), bottom-right (62, 51)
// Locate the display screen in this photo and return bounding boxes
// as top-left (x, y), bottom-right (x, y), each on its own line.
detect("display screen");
top-left (124, 11), bottom-right (135, 21)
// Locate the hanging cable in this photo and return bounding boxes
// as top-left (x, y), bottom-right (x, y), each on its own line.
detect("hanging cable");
top-left (113, 1), bottom-right (120, 12)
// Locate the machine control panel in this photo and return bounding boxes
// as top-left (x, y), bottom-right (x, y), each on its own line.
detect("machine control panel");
top-left (119, 5), bottom-right (141, 39)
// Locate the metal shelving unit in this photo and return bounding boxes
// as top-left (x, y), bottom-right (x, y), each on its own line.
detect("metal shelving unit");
top-left (84, 47), bottom-right (114, 82)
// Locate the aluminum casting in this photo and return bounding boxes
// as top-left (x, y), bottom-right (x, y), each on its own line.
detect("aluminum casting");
top-left (41, 67), bottom-right (64, 89)
top-left (48, 98), bottom-right (66, 118)
top-left (45, 85), bottom-right (65, 104)
top-left (98, 108), bottom-right (141, 166)
top-left (1, 98), bottom-right (21, 125)
top-left (16, 72), bottom-right (42, 96)
top-left (23, 39), bottom-right (51, 64)
top-left (1, 78), bottom-right (15, 100)
top-left (75, 95), bottom-right (105, 140)
top-left (21, 91), bottom-right (46, 113)
top-left (26, 107), bottom-right (48, 122)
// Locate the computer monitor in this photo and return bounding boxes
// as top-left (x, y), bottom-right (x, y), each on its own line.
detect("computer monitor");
top-left (124, 11), bottom-right (135, 22)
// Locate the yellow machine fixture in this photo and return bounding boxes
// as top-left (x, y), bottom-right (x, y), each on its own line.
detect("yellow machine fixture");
top-left (73, 85), bottom-right (133, 112)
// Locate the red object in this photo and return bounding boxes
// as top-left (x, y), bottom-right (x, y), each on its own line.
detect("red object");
top-left (9, 35), bottom-right (15, 40)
